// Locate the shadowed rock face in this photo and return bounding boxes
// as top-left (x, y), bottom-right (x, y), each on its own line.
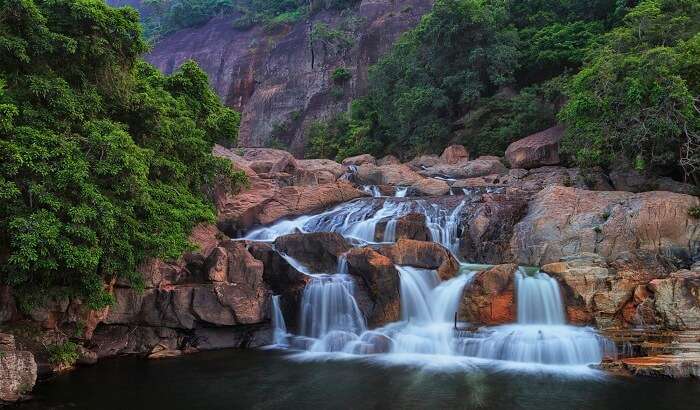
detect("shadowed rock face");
top-left (143, 0), bottom-right (434, 155)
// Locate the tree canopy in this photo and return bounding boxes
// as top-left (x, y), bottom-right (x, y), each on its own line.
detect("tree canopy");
top-left (0, 0), bottom-right (245, 310)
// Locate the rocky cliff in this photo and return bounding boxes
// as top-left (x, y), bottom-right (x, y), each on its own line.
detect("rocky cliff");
top-left (139, 0), bottom-right (433, 155)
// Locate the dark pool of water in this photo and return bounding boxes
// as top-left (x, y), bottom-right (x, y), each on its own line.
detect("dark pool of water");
top-left (13, 349), bottom-right (700, 410)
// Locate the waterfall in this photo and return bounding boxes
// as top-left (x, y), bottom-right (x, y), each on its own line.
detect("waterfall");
top-left (271, 295), bottom-right (288, 346)
top-left (241, 197), bottom-right (468, 247)
top-left (363, 185), bottom-right (382, 197)
top-left (515, 270), bottom-right (566, 324)
top-left (395, 186), bottom-right (409, 197)
top-left (454, 270), bottom-right (614, 366)
top-left (299, 274), bottom-right (366, 340)
top-left (383, 219), bottom-right (398, 243)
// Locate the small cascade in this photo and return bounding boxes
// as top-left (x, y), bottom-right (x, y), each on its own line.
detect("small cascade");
top-left (299, 274), bottom-right (366, 340)
top-left (362, 185), bottom-right (382, 197)
top-left (395, 186), bottom-right (409, 197)
top-left (271, 295), bottom-right (289, 346)
top-left (383, 219), bottom-right (398, 242)
top-left (242, 197), bottom-right (468, 248)
top-left (515, 270), bottom-right (566, 324)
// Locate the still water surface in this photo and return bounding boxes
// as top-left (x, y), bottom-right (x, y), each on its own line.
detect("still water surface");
top-left (14, 349), bottom-right (700, 410)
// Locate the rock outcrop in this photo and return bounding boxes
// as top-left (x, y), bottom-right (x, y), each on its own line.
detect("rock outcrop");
top-left (274, 232), bottom-right (351, 273)
top-left (505, 125), bottom-right (564, 169)
top-left (440, 145), bottom-right (469, 164)
top-left (380, 239), bottom-right (459, 280)
top-left (511, 186), bottom-right (700, 266)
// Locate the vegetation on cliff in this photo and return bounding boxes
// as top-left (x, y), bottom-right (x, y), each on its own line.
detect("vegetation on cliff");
top-left (307, 0), bottom-right (700, 184)
top-left (0, 0), bottom-right (244, 310)
top-left (140, 0), bottom-right (361, 39)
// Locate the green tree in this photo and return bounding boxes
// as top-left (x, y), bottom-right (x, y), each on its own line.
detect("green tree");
top-left (0, 0), bottom-right (245, 311)
top-left (560, 0), bottom-right (700, 183)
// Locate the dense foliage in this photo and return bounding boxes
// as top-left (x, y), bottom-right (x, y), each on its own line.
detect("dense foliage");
top-left (140, 0), bottom-right (360, 39)
top-left (306, 0), bottom-right (700, 183)
top-left (560, 0), bottom-right (700, 183)
top-left (0, 0), bottom-right (244, 310)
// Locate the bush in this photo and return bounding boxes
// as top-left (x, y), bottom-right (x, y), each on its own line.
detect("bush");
top-left (47, 341), bottom-right (79, 367)
top-left (331, 67), bottom-right (352, 83)
top-left (689, 206), bottom-right (700, 219)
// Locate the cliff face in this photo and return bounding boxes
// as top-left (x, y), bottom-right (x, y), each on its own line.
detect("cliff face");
top-left (144, 1), bottom-right (434, 155)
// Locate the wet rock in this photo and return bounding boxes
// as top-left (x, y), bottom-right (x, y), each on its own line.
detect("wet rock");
top-left (274, 232), bottom-right (352, 273)
top-left (216, 181), bottom-right (366, 234)
top-left (511, 186), bottom-right (700, 266)
top-left (460, 192), bottom-right (528, 264)
top-left (380, 239), bottom-right (459, 280)
top-left (75, 345), bottom-right (98, 365)
top-left (378, 213), bottom-right (432, 242)
top-left (440, 145), bottom-right (470, 164)
top-left (342, 154), bottom-right (376, 167)
top-left (505, 125), bottom-right (564, 169)
top-left (345, 247), bottom-right (401, 327)
top-left (458, 264), bottom-right (517, 325)
top-left (0, 333), bottom-right (36, 402)
top-left (618, 354), bottom-right (700, 378)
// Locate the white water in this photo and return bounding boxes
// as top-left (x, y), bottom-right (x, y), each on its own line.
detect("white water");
top-left (395, 186), bottom-right (409, 197)
top-left (271, 295), bottom-right (289, 346)
top-left (363, 185), bottom-right (382, 197)
top-left (242, 197), bottom-right (466, 252)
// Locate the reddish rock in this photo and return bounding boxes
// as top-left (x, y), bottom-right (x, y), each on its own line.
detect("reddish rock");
top-left (377, 213), bottom-right (432, 242)
top-left (241, 148), bottom-right (297, 174)
top-left (649, 270), bottom-right (700, 330)
top-left (505, 125), bottom-right (564, 169)
top-left (345, 247), bottom-right (401, 327)
top-left (342, 154), bottom-right (376, 166)
top-left (440, 145), bottom-right (469, 164)
top-left (410, 177), bottom-right (450, 196)
top-left (511, 186), bottom-right (700, 266)
top-left (295, 159), bottom-right (345, 185)
top-left (380, 239), bottom-right (459, 281)
top-left (216, 181), bottom-right (366, 234)
top-left (274, 232), bottom-right (351, 273)
top-left (407, 154), bottom-right (441, 170)
top-left (355, 163), bottom-right (423, 186)
top-left (459, 264), bottom-right (517, 324)
top-left (377, 155), bottom-right (401, 166)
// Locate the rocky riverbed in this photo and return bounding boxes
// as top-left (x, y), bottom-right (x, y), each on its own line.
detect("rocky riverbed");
top-left (2, 130), bottom-right (699, 403)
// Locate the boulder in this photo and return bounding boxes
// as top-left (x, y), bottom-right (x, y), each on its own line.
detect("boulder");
top-left (274, 232), bottom-right (352, 273)
top-left (377, 155), bottom-right (401, 166)
top-left (649, 270), bottom-right (700, 330)
top-left (378, 213), bottom-right (432, 242)
top-left (610, 168), bottom-right (699, 195)
top-left (342, 154), bottom-right (376, 166)
top-left (0, 333), bottom-right (36, 402)
top-left (380, 239), bottom-right (459, 280)
top-left (355, 163), bottom-right (423, 186)
top-left (458, 264), bottom-right (517, 324)
top-left (241, 148), bottom-right (297, 174)
top-left (505, 125), bottom-right (564, 169)
top-left (419, 157), bottom-right (507, 180)
top-left (407, 154), bottom-right (441, 171)
top-left (440, 145), bottom-right (470, 164)
top-left (295, 159), bottom-right (345, 185)
top-left (511, 186), bottom-right (700, 266)
top-left (410, 177), bottom-right (450, 196)
top-left (459, 192), bottom-right (528, 264)
top-left (345, 247), bottom-right (401, 326)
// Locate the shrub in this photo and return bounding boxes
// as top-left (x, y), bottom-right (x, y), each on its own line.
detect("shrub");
top-left (47, 341), bottom-right (79, 367)
top-left (332, 67), bottom-right (352, 83)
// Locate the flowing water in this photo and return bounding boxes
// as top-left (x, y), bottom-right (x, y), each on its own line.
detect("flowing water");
top-left (270, 295), bottom-right (288, 346)
top-left (243, 196), bottom-right (468, 252)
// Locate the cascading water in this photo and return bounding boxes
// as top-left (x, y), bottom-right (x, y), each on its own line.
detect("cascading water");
top-left (254, 182), bottom-right (614, 374)
top-left (271, 295), bottom-right (289, 346)
top-left (242, 197), bottom-right (467, 251)
top-left (395, 186), bottom-right (409, 197)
